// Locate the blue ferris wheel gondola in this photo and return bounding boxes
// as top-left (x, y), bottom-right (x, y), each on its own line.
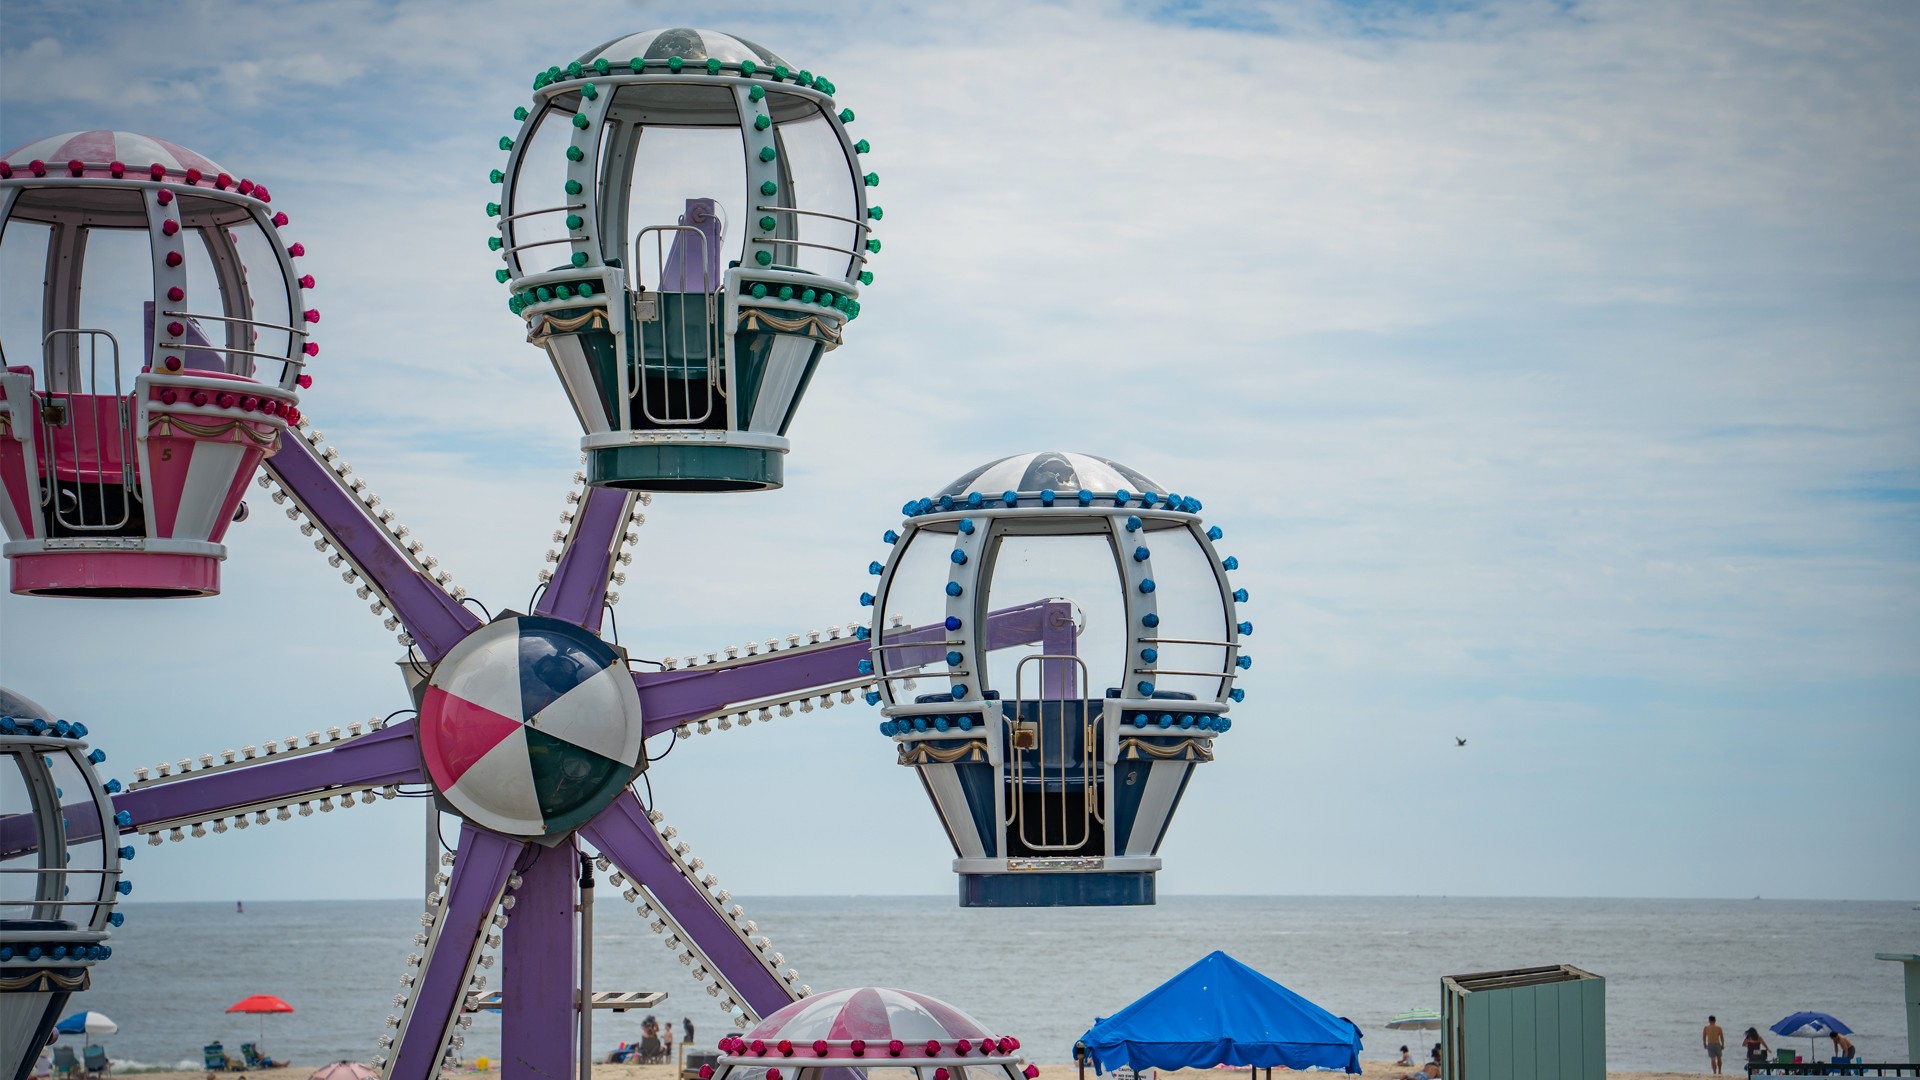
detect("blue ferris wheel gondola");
top-left (863, 452), bottom-right (1249, 907)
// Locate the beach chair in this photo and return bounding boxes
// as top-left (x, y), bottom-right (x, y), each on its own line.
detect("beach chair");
top-left (240, 1042), bottom-right (285, 1069)
top-left (51, 1048), bottom-right (79, 1079)
top-left (82, 1046), bottom-right (109, 1077)
top-left (639, 1036), bottom-right (665, 1064)
top-left (205, 1043), bottom-right (232, 1071)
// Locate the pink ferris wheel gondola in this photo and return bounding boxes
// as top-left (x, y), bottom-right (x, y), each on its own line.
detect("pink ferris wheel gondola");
top-left (0, 131), bottom-right (317, 597)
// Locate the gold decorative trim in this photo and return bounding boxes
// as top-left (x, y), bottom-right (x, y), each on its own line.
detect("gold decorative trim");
top-left (147, 414), bottom-right (279, 451)
top-left (1117, 737), bottom-right (1214, 762)
top-left (898, 740), bottom-right (989, 766)
top-left (528, 309), bottom-right (610, 347)
top-left (0, 968), bottom-right (88, 992)
top-left (738, 309), bottom-right (843, 348)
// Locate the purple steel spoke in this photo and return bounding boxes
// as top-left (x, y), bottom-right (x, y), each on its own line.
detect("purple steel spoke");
top-left (534, 485), bottom-right (631, 631)
top-left (111, 720), bottom-right (425, 831)
top-left (500, 839), bottom-right (578, 1080)
top-left (266, 435), bottom-right (480, 662)
top-left (631, 599), bottom-right (1073, 736)
top-left (580, 790), bottom-right (793, 1019)
top-left (390, 823), bottom-right (523, 1080)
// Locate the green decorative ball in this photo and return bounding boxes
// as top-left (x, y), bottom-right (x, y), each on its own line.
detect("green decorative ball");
top-left (488, 236), bottom-right (503, 251)
top-left (566, 61), bottom-right (583, 78)
top-left (867, 238), bottom-right (882, 253)
top-left (741, 60), bottom-right (758, 76)
top-left (751, 283), bottom-right (768, 298)
top-left (759, 146), bottom-right (778, 162)
top-left (706, 58), bottom-right (721, 73)
top-left (490, 169), bottom-right (505, 184)
top-left (668, 56), bottom-right (683, 72)
top-left (499, 136), bottom-right (514, 151)
top-left (594, 58), bottom-right (610, 75)
top-left (868, 206), bottom-right (884, 220)
top-left (864, 172), bottom-right (879, 187)
top-left (755, 250), bottom-right (773, 266)
top-left (859, 271), bottom-right (874, 285)
top-left (486, 202), bottom-right (501, 217)
top-left (754, 114), bottom-right (771, 131)
top-left (536, 287), bottom-right (553, 302)
top-left (555, 284), bottom-right (572, 300)
top-left (572, 112), bottom-right (590, 129)
top-left (571, 251), bottom-right (589, 267)
top-left (779, 286), bottom-right (794, 300)
top-left (567, 146), bottom-right (585, 161)
top-left (760, 180), bottom-right (778, 196)
top-left (579, 282), bottom-right (594, 298)
top-left (748, 85), bottom-right (766, 102)
top-left (759, 215), bottom-right (777, 232)
top-left (581, 82), bottom-right (598, 101)
top-left (801, 288), bottom-right (816, 303)
top-left (855, 139), bottom-right (870, 154)
top-left (839, 108), bottom-right (855, 123)
top-left (566, 179), bottom-right (583, 195)
top-left (629, 57), bottom-right (645, 73)
top-left (774, 65), bottom-right (789, 80)
top-left (496, 269), bottom-right (511, 283)
top-left (565, 214), bottom-right (584, 230)
top-left (514, 107), bottom-right (529, 121)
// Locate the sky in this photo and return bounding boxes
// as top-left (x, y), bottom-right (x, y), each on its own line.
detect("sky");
top-left (0, 0), bottom-right (1915, 905)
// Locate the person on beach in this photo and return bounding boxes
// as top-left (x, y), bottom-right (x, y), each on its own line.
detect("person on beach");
top-left (1397, 1044), bottom-right (1442, 1079)
top-left (1703, 1015), bottom-right (1726, 1075)
top-left (1395, 1046), bottom-right (1413, 1066)
top-left (1830, 1031), bottom-right (1855, 1060)
top-left (1743, 1027), bottom-right (1769, 1066)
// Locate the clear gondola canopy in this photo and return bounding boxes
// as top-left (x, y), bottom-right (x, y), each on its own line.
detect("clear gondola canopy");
top-left (491, 30), bottom-right (882, 493)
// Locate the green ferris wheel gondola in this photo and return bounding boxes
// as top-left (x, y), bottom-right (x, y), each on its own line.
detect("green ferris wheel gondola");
top-left (491, 29), bottom-right (881, 493)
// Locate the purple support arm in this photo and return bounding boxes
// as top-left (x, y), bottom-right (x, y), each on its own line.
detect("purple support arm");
top-left (534, 486), bottom-right (631, 631)
top-left (389, 824), bottom-right (523, 1080)
top-left (580, 790), bottom-right (793, 1019)
top-left (630, 599), bottom-right (1075, 736)
top-left (500, 840), bottom-right (577, 1080)
top-left (266, 435), bottom-right (480, 663)
top-left (111, 721), bottom-right (425, 831)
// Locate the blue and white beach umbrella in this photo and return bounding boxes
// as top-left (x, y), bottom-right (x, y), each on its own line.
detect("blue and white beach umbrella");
top-left (1771, 1012), bottom-right (1853, 1062)
top-left (55, 1011), bottom-right (118, 1036)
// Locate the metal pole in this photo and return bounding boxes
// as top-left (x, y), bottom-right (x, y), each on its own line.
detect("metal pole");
top-left (425, 801), bottom-right (440, 900)
top-left (579, 854), bottom-right (595, 1080)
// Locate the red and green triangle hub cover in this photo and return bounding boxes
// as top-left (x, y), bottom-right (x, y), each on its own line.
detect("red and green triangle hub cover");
top-left (419, 614), bottom-right (645, 841)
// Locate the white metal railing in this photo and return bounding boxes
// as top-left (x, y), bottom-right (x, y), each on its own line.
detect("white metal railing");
top-left (630, 224), bottom-right (720, 427)
top-left (1007, 653), bottom-right (1096, 853)
top-left (40, 329), bottom-right (135, 534)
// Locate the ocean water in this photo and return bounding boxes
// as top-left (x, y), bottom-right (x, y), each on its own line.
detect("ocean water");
top-left (61, 896), bottom-right (1918, 1073)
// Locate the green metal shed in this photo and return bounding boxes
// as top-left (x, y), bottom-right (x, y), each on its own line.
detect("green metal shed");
top-left (1441, 964), bottom-right (1605, 1080)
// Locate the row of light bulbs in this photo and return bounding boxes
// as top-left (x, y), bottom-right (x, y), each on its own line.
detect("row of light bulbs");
top-left (374, 849), bottom-right (509, 1079)
top-left (128, 717), bottom-right (387, 786)
top-left (601, 808), bottom-right (810, 1031)
top-left (535, 466), bottom-right (649, 609)
top-left (675, 680), bottom-right (881, 740)
top-left (661, 614), bottom-right (900, 671)
top-left (139, 784), bottom-right (396, 843)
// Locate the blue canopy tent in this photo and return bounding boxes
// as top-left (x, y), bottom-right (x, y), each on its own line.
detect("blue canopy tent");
top-left (1077, 951), bottom-right (1364, 1076)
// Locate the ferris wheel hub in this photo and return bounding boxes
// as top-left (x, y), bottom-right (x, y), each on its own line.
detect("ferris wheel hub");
top-left (418, 614), bottom-right (646, 843)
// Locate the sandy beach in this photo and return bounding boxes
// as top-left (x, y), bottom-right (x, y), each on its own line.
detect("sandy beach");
top-left (106, 1062), bottom-right (1707, 1080)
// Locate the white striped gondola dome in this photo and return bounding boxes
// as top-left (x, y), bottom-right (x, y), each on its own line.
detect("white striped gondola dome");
top-left (2, 130), bottom-right (226, 177)
top-left (935, 451), bottom-right (1167, 502)
top-left (580, 28), bottom-right (791, 71)
top-left (713, 987), bottom-right (1035, 1071)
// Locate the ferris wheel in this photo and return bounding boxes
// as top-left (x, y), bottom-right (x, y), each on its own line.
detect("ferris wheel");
top-left (0, 28), bottom-right (1252, 1080)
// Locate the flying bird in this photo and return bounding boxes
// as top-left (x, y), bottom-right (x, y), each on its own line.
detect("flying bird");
top-left (1455, 737), bottom-right (1467, 747)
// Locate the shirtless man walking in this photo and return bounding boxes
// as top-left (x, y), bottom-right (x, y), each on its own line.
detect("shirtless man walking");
top-left (1703, 1015), bottom-right (1726, 1075)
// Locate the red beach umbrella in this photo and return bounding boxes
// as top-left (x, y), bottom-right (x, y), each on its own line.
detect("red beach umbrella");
top-left (226, 994), bottom-right (294, 1044)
